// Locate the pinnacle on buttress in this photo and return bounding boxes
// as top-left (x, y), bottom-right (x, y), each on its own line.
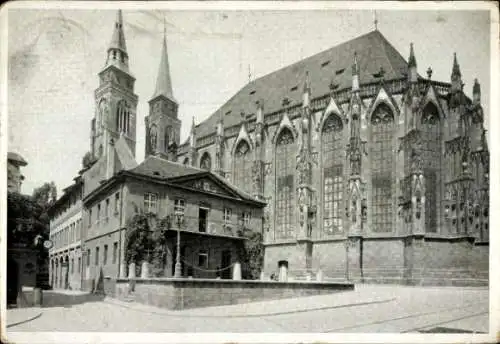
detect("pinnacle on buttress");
top-left (256, 99), bottom-right (264, 124)
top-left (189, 116), bottom-right (196, 147)
top-left (451, 52), bottom-right (463, 92)
top-left (473, 78), bottom-right (481, 104)
top-left (216, 110), bottom-right (224, 136)
top-left (302, 71), bottom-right (311, 108)
top-left (351, 52), bottom-right (360, 92)
top-left (152, 17), bottom-right (176, 103)
top-left (408, 43), bottom-right (418, 84)
top-left (105, 10), bottom-right (129, 72)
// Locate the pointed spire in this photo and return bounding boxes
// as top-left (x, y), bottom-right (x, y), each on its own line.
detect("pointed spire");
top-left (152, 16), bottom-right (176, 102)
top-left (189, 116), bottom-right (196, 147)
top-left (351, 52), bottom-right (360, 92)
top-left (216, 110), bottom-right (224, 136)
top-left (408, 43), bottom-right (418, 83)
top-left (109, 10), bottom-right (127, 53)
top-left (256, 99), bottom-right (264, 124)
top-left (452, 52), bottom-right (461, 78)
top-left (105, 10), bottom-right (129, 71)
top-left (473, 78), bottom-right (481, 104)
top-left (408, 43), bottom-right (416, 68)
top-left (302, 71), bottom-right (311, 108)
top-left (451, 52), bottom-right (463, 92)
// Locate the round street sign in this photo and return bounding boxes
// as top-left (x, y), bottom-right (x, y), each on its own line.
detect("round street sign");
top-left (43, 240), bottom-right (53, 249)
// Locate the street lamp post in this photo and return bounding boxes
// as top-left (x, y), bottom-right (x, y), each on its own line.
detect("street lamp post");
top-left (174, 211), bottom-right (184, 278)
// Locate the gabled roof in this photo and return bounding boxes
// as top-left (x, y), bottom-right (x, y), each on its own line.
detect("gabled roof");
top-left (126, 156), bottom-right (264, 205)
top-left (195, 30), bottom-right (410, 139)
top-left (128, 155), bottom-right (202, 179)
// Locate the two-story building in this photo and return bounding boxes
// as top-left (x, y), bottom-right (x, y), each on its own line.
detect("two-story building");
top-left (82, 153), bottom-right (265, 288)
top-left (47, 175), bottom-right (84, 290)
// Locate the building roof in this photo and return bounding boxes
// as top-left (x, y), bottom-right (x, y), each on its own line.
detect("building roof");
top-left (7, 152), bottom-right (27, 166)
top-left (126, 155), bottom-right (263, 205)
top-left (195, 29), bottom-right (410, 139)
top-left (128, 155), bottom-right (202, 179)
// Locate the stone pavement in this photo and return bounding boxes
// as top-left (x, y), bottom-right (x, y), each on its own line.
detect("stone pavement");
top-left (5, 284), bottom-right (489, 333)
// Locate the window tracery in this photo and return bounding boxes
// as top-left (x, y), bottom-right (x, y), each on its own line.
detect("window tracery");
top-left (200, 152), bottom-right (212, 171)
top-left (321, 114), bottom-right (344, 234)
top-left (275, 129), bottom-right (295, 239)
top-left (421, 103), bottom-right (441, 233)
top-left (370, 103), bottom-right (394, 233)
top-left (233, 140), bottom-right (252, 194)
top-left (116, 100), bottom-right (130, 134)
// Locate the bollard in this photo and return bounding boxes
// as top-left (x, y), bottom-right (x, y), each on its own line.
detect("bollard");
top-left (33, 287), bottom-right (43, 307)
top-left (316, 269), bottom-right (324, 282)
top-left (140, 261), bottom-right (150, 278)
top-left (128, 262), bottom-right (136, 278)
top-left (232, 262), bottom-right (242, 280)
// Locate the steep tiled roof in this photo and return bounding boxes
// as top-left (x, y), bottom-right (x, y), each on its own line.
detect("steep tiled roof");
top-left (128, 155), bottom-right (202, 179)
top-left (195, 30), bottom-right (409, 139)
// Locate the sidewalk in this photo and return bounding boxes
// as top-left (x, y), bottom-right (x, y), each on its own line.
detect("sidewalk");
top-left (104, 288), bottom-right (396, 317)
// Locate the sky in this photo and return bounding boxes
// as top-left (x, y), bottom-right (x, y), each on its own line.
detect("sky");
top-left (5, 3), bottom-right (492, 197)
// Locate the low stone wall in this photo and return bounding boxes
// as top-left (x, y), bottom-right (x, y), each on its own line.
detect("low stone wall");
top-left (111, 278), bottom-right (354, 310)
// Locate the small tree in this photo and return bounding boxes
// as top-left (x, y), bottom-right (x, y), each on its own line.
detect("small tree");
top-left (237, 227), bottom-right (264, 280)
top-left (124, 214), bottom-right (155, 267)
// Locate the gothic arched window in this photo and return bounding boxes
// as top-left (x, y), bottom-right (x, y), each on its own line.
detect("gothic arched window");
top-left (370, 103), bottom-right (395, 233)
top-left (233, 140), bottom-right (252, 194)
top-left (97, 99), bottom-right (107, 135)
top-left (150, 125), bottom-right (158, 152)
top-left (421, 103), bottom-right (441, 233)
top-left (321, 114), bottom-right (344, 234)
top-left (275, 128), bottom-right (295, 239)
top-left (165, 126), bottom-right (172, 151)
top-left (116, 100), bottom-right (130, 134)
top-left (200, 152), bottom-right (212, 170)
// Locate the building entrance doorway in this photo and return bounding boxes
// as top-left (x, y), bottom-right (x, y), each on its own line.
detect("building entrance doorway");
top-left (199, 208), bottom-right (208, 232)
top-left (220, 250), bottom-right (231, 279)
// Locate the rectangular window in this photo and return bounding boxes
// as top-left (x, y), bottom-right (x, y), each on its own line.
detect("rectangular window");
top-left (223, 208), bottom-right (232, 224)
top-left (112, 242), bottom-right (118, 264)
top-left (105, 199), bottom-right (110, 222)
top-left (95, 247), bottom-right (99, 266)
top-left (88, 209), bottom-right (92, 228)
top-left (115, 192), bottom-right (120, 215)
top-left (103, 244), bottom-right (108, 265)
top-left (144, 193), bottom-right (158, 214)
top-left (243, 211), bottom-right (251, 226)
top-left (174, 199), bottom-right (185, 214)
top-left (71, 258), bottom-right (74, 273)
top-left (78, 257), bottom-right (81, 272)
top-left (86, 249), bottom-right (91, 267)
top-left (198, 250), bottom-right (208, 268)
top-left (97, 204), bottom-right (101, 223)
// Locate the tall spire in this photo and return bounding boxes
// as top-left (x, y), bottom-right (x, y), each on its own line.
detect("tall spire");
top-left (302, 71), bottom-right (311, 108)
top-left (152, 16), bottom-right (176, 102)
top-left (105, 10), bottom-right (129, 71)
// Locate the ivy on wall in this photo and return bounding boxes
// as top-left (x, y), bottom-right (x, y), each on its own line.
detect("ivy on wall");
top-left (237, 227), bottom-right (264, 280)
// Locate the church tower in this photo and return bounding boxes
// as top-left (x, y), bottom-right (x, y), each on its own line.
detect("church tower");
top-left (91, 10), bottom-right (138, 160)
top-left (145, 20), bottom-right (180, 161)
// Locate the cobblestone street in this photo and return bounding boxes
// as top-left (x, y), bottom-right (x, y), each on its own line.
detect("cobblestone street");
top-left (6, 285), bottom-right (489, 334)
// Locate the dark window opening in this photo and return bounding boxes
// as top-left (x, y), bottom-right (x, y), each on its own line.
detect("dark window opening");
top-left (199, 208), bottom-right (208, 233)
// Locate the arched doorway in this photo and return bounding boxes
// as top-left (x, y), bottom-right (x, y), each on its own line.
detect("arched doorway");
top-left (7, 257), bottom-right (19, 306)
